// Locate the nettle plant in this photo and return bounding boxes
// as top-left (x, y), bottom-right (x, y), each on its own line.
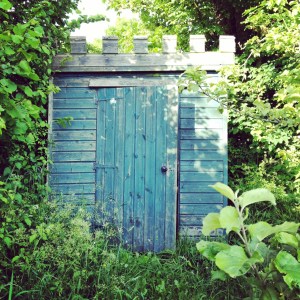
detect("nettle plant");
top-left (197, 182), bottom-right (300, 299)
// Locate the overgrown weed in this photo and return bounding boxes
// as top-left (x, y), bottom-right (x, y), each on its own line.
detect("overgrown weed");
top-left (0, 198), bottom-right (249, 300)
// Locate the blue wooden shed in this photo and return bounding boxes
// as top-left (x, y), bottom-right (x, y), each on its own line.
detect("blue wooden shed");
top-left (49, 35), bottom-right (235, 252)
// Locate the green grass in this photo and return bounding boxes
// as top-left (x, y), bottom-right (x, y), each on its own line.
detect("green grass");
top-left (0, 202), bottom-right (249, 300)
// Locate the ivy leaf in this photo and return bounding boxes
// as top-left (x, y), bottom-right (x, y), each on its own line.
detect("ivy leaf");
top-left (4, 236), bottom-right (12, 248)
top-left (14, 121), bottom-right (28, 135)
top-left (29, 233), bottom-right (37, 243)
top-left (33, 26), bottom-right (44, 37)
top-left (4, 46), bottom-right (15, 55)
top-left (202, 213), bottom-right (221, 236)
top-left (274, 251), bottom-right (300, 288)
top-left (24, 216), bottom-right (32, 226)
top-left (26, 133), bottom-right (35, 144)
top-left (0, 78), bottom-right (17, 93)
top-left (11, 256), bottom-right (20, 263)
top-left (219, 206), bottom-right (241, 234)
top-left (0, 118), bottom-right (6, 134)
top-left (26, 37), bottom-right (40, 49)
top-left (42, 45), bottom-right (50, 55)
top-left (0, 0), bottom-right (12, 10)
top-left (19, 60), bottom-right (31, 73)
top-left (24, 86), bottom-right (33, 97)
top-left (239, 188), bottom-right (276, 210)
top-left (11, 35), bottom-right (24, 44)
top-left (209, 182), bottom-right (235, 201)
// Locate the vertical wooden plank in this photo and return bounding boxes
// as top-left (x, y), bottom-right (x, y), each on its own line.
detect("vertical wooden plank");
top-left (103, 88), bottom-right (116, 220)
top-left (133, 87), bottom-right (146, 251)
top-left (96, 88), bottom-right (106, 217)
top-left (48, 79), bottom-right (54, 185)
top-left (114, 88), bottom-right (125, 231)
top-left (222, 107), bottom-right (228, 208)
top-left (154, 86), bottom-right (167, 252)
top-left (123, 87), bottom-right (135, 248)
top-left (143, 87), bottom-right (156, 251)
top-left (165, 85), bottom-right (178, 249)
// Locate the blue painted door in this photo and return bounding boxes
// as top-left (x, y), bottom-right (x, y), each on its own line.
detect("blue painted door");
top-left (94, 82), bottom-right (178, 252)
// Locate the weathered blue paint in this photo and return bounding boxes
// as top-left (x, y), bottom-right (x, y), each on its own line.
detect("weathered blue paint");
top-left (178, 77), bottom-right (228, 238)
top-left (49, 71), bottom-right (228, 249)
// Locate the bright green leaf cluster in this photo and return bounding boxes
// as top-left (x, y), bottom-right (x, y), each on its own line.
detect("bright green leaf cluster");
top-left (197, 182), bottom-right (300, 298)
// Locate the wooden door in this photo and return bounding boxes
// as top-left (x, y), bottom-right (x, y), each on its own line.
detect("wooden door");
top-left (93, 80), bottom-right (178, 252)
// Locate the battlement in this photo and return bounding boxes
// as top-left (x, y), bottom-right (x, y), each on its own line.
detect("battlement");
top-left (53, 35), bottom-right (235, 72)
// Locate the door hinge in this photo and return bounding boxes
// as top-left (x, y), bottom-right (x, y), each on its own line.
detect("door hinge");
top-left (93, 162), bottom-right (118, 170)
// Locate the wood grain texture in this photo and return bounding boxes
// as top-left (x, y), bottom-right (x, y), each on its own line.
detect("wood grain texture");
top-left (178, 85), bottom-right (227, 237)
top-left (49, 72), bottom-right (228, 246)
top-left (53, 52), bottom-right (235, 72)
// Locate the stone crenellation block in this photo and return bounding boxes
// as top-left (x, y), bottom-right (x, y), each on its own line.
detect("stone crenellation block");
top-left (70, 35), bottom-right (236, 54)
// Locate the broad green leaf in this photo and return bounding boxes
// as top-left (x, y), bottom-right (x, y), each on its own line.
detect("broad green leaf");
top-left (260, 287), bottom-right (280, 300)
top-left (248, 221), bottom-right (299, 242)
top-left (274, 232), bottom-right (299, 249)
top-left (211, 270), bottom-right (227, 281)
top-left (209, 182), bottom-right (235, 201)
top-left (219, 206), bottom-right (242, 234)
top-left (239, 188), bottom-right (276, 210)
top-left (274, 251), bottom-right (300, 288)
top-left (202, 213), bottom-right (221, 236)
top-left (215, 245), bottom-right (249, 278)
top-left (249, 239), bottom-right (269, 259)
top-left (196, 240), bottom-right (230, 261)
top-left (0, 0), bottom-right (12, 10)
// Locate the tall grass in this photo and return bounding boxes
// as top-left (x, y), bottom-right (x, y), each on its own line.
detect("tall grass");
top-left (0, 200), bottom-right (248, 300)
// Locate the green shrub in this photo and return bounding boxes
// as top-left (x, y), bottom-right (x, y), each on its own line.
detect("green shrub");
top-left (197, 182), bottom-right (300, 299)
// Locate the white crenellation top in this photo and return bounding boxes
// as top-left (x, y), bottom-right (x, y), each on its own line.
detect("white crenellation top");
top-left (69, 35), bottom-right (236, 54)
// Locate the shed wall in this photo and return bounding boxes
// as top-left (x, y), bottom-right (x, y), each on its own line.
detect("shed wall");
top-left (49, 73), bottom-right (227, 240)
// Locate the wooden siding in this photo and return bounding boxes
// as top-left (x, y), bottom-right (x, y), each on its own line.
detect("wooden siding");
top-left (53, 52), bottom-right (235, 73)
top-left (178, 78), bottom-right (228, 238)
top-left (49, 72), bottom-right (228, 247)
top-left (49, 76), bottom-right (97, 205)
top-left (49, 74), bottom-right (178, 252)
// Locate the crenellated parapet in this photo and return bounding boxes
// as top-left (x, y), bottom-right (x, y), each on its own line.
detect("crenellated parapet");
top-left (53, 35), bottom-right (235, 72)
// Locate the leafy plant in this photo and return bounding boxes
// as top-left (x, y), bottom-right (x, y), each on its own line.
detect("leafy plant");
top-left (197, 182), bottom-right (300, 299)
top-left (55, 116), bottom-right (73, 128)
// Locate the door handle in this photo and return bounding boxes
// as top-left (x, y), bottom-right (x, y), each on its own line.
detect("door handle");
top-left (161, 166), bottom-right (168, 173)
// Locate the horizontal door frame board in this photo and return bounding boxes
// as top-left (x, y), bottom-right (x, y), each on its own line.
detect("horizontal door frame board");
top-left (89, 78), bottom-right (177, 87)
top-left (53, 52), bottom-right (235, 72)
